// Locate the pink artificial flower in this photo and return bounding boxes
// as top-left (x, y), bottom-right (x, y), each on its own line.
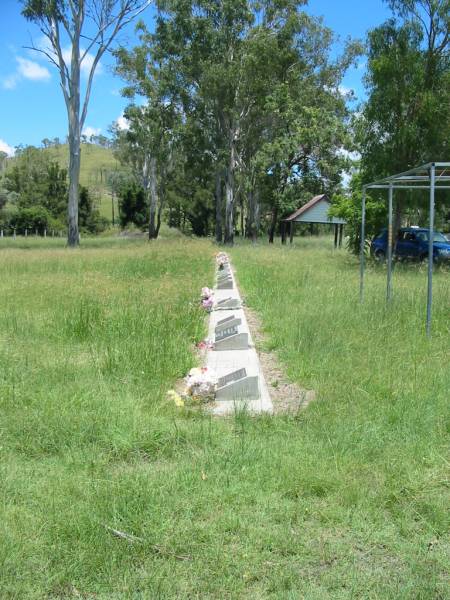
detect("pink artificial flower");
top-left (202, 296), bottom-right (214, 310)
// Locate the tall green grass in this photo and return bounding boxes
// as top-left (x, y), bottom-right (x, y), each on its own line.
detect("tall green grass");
top-left (0, 236), bottom-right (448, 599)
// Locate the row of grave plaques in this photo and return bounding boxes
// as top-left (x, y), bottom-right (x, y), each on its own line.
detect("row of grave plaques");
top-left (212, 260), bottom-right (260, 402)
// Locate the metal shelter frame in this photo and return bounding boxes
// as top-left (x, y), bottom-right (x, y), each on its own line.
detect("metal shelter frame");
top-left (360, 162), bottom-right (450, 336)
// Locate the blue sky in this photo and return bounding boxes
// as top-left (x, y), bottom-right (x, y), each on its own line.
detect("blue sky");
top-left (0, 0), bottom-right (392, 156)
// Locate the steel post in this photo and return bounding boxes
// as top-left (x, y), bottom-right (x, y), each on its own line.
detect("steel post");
top-left (426, 164), bottom-right (435, 336)
top-left (386, 184), bottom-right (393, 302)
top-left (360, 189), bottom-right (366, 302)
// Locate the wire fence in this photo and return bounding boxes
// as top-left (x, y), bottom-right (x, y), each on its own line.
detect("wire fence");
top-left (0, 228), bottom-right (67, 239)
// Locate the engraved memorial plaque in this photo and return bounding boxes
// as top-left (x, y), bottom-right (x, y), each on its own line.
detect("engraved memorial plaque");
top-left (215, 315), bottom-right (242, 334)
top-left (217, 368), bottom-right (247, 389)
top-left (217, 315), bottom-right (235, 326)
top-left (215, 325), bottom-right (238, 341)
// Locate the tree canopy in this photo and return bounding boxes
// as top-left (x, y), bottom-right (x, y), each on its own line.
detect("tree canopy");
top-left (112, 0), bottom-right (361, 243)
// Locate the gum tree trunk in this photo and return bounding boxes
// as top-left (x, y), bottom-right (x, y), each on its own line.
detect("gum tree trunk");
top-left (67, 40), bottom-right (81, 246)
top-left (268, 204), bottom-right (278, 243)
top-left (215, 169), bottom-right (223, 243)
top-left (246, 189), bottom-right (253, 238)
top-left (224, 134), bottom-right (237, 245)
top-left (246, 187), bottom-right (260, 242)
top-left (67, 124), bottom-right (81, 246)
top-left (156, 175), bottom-right (165, 238)
top-left (253, 188), bottom-right (260, 243)
top-left (148, 156), bottom-right (158, 239)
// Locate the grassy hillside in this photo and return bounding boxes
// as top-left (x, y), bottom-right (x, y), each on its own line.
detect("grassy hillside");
top-left (5, 143), bottom-right (126, 222)
top-left (44, 143), bottom-right (126, 221)
top-left (0, 236), bottom-right (448, 598)
top-left (43, 143), bottom-right (121, 188)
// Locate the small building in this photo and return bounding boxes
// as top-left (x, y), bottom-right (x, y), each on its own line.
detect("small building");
top-left (281, 194), bottom-right (346, 246)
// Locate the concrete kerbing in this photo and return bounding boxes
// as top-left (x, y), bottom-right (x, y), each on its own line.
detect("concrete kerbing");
top-left (206, 258), bottom-right (273, 416)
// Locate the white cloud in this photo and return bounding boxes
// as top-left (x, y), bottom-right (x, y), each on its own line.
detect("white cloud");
top-left (116, 113), bottom-right (130, 131)
top-left (339, 85), bottom-right (355, 97)
top-left (2, 74), bottom-right (19, 90)
top-left (0, 139), bottom-right (15, 156)
top-left (28, 38), bottom-right (103, 78)
top-left (82, 126), bottom-right (101, 138)
top-left (2, 56), bottom-right (51, 89)
top-left (16, 57), bottom-right (51, 81)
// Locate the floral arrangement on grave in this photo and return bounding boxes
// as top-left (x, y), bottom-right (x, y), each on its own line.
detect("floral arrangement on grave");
top-left (216, 252), bottom-right (228, 270)
top-left (201, 287), bottom-right (214, 311)
top-left (167, 366), bottom-right (217, 407)
top-left (196, 338), bottom-right (214, 351)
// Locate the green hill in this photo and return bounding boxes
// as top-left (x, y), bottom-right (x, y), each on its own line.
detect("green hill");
top-left (42, 143), bottom-right (121, 187)
top-left (43, 143), bottom-right (127, 222)
top-left (5, 143), bottom-right (128, 223)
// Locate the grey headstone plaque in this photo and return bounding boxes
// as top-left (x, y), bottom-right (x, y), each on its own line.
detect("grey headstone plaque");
top-left (217, 278), bottom-right (233, 289)
top-left (215, 315), bottom-right (242, 334)
top-left (217, 368), bottom-right (247, 388)
top-left (214, 331), bottom-right (248, 350)
top-left (217, 315), bottom-right (235, 326)
top-left (216, 297), bottom-right (241, 309)
top-left (216, 372), bottom-right (259, 401)
top-left (215, 325), bottom-right (238, 342)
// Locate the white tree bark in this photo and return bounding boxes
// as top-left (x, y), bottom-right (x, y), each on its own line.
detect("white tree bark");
top-left (148, 156), bottom-right (159, 239)
top-left (224, 130), bottom-right (237, 245)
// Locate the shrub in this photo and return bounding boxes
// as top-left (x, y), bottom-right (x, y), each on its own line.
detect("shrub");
top-left (118, 181), bottom-right (148, 228)
top-left (79, 186), bottom-right (109, 234)
top-left (8, 205), bottom-right (60, 234)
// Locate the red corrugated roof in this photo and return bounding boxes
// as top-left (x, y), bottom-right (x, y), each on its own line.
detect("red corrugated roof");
top-left (284, 194), bottom-right (329, 221)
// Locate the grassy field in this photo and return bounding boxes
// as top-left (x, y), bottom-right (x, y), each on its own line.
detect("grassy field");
top-left (0, 235), bottom-right (448, 599)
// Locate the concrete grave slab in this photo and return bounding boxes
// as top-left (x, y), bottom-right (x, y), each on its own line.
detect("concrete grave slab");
top-left (204, 257), bottom-right (273, 415)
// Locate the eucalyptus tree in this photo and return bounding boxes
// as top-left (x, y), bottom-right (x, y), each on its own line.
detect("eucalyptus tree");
top-left (356, 0), bottom-right (449, 233)
top-left (244, 6), bottom-right (360, 242)
top-left (21, 0), bottom-right (150, 246)
top-left (0, 152), bottom-right (8, 173)
top-left (114, 0), bottom-right (359, 243)
top-left (112, 103), bottom-right (176, 238)
top-left (153, 0), bottom-right (256, 244)
top-left (114, 28), bottom-right (182, 239)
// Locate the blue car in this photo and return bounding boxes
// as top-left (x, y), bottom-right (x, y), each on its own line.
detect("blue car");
top-left (371, 227), bottom-right (450, 263)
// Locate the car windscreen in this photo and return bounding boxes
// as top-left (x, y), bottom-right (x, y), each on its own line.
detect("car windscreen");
top-left (416, 232), bottom-right (448, 243)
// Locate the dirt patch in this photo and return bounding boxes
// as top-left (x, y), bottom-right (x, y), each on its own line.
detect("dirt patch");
top-left (118, 230), bottom-right (147, 238)
top-left (243, 304), bottom-right (316, 415)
